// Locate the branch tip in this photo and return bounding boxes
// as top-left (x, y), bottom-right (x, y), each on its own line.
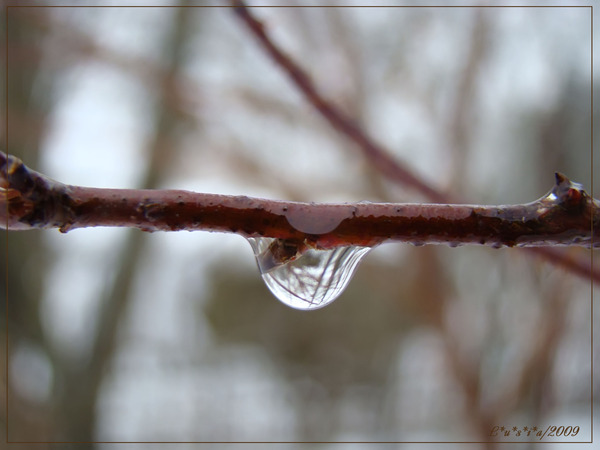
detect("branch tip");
top-left (554, 172), bottom-right (569, 186)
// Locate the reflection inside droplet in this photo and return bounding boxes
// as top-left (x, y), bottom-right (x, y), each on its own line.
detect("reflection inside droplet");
top-left (248, 237), bottom-right (371, 310)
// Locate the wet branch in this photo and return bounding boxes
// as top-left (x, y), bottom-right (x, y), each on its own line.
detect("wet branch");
top-left (2, 152), bottom-right (598, 251)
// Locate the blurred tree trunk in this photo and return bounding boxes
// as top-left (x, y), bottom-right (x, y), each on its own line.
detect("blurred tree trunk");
top-left (54, 2), bottom-right (196, 444)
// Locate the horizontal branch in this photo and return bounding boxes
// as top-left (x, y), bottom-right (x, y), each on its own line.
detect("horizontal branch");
top-left (2, 152), bottom-right (598, 251)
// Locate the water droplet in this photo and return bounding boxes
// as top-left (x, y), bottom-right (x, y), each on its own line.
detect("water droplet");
top-left (247, 237), bottom-right (371, 310)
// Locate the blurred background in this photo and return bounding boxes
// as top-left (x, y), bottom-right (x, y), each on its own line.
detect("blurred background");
top-left (2, 1), bottom-right (598, 448)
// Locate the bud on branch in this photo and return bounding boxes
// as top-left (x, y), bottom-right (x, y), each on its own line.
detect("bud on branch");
top-left (1, 152), bottom-right (598, 250)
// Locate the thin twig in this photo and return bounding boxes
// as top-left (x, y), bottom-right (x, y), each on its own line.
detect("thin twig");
top-left (2, 152), bottom-right (598, 253)
top-left (527, 247), bottom-right (597, 282)
top-left (231, 0), bottom-right (447, 203)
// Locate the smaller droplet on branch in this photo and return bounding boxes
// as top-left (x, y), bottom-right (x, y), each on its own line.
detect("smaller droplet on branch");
top-left (247, 237), bottom-right (371, 310)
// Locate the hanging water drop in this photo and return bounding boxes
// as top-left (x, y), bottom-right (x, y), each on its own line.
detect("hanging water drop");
top-left (247, 237), bottom-right (371, 310)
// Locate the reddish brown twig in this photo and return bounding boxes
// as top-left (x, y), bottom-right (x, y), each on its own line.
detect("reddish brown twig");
top-left (231, 0), bottom-right (447, 203)
top-left (527, 247), bottom-right (597, 283)
top-left (2, 152), bottom-right (598, 253)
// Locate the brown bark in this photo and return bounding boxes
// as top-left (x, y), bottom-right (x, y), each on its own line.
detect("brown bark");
top-left (2, 152), bottom-right (598, 251)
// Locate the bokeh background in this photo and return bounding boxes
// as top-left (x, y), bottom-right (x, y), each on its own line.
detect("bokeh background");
top-left (2, 1), bottom-right (598, 448)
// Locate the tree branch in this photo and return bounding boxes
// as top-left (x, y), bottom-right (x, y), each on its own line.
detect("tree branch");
top-left (2, 152), bottom-right (598, 253)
